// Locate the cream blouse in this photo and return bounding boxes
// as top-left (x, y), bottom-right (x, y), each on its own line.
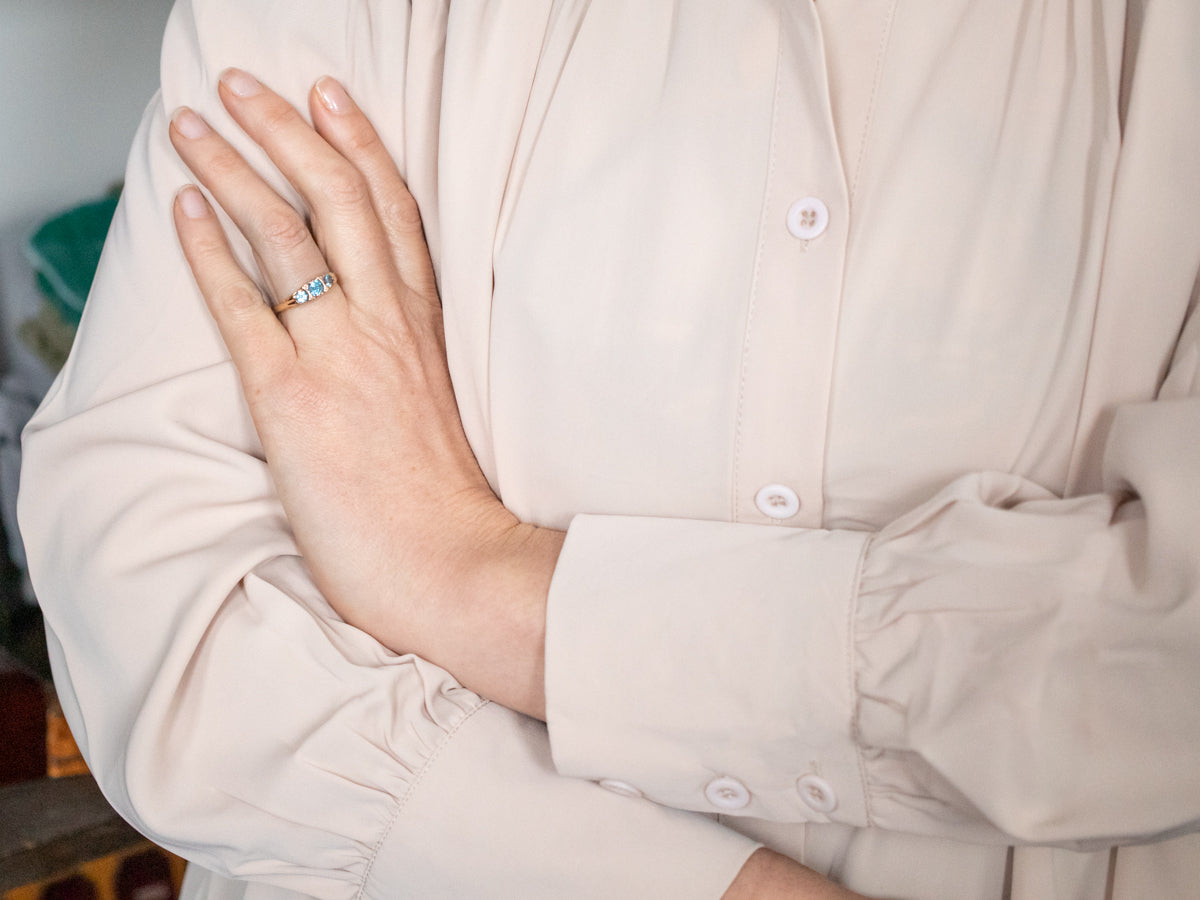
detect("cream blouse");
top-left (19, 1), bottom-right (1200, 898)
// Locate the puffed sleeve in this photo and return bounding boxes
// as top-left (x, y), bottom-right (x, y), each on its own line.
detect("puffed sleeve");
top-left (543, 5), bottom-right (1200, 849)
top-left (18, 1), bottom-right (760, 897)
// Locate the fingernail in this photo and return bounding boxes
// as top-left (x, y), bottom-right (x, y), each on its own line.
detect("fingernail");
top-left (314, 76), bottom-right (351, 114)
top-left (171, 107), bottom-right (211, 139)
top-left (177, 185), bottom-right (210, 219)
top-left (220, 67), bottom-right (261, 98)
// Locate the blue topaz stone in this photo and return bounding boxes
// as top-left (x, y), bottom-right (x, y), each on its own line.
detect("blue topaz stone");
top-left (308, 278), bottom-right (325, 297)
top-left (293, 287), bottom-right (310, 304)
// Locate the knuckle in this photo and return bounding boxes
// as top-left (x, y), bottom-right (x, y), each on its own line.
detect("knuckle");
top-left (257, 207), bottom-right (312, 253)
top-left (205, 145), bottom-right (244, 181)
top-left (213, 280), bottom-right (265, 319)
top-left (259, 102), bottom-right (301, 136)
top-left (379, 188), bottom-right (423, 234)
top-left (344, 123), bottom-right (384, 159)
top-left (322, 167), bottom-right (370, 210)
top-left (191, 232), bottom-right (231, 267)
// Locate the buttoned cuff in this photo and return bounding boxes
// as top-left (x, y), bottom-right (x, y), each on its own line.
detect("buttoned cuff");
top-left (545, 515), bottom-right (871, 826)
top-left (365, 700), bottom-right (760, 899)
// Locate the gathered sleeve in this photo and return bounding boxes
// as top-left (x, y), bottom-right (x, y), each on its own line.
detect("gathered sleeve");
top-left (546, 375), bottom-right (1200, 847)
top-left (18, 2), bottom-right (760, 897)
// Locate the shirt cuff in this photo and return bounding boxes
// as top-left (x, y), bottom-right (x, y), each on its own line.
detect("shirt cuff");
top-left (365, 700), bottom-right (760, 899)
top-left (544, 514), bottom-right (871, 826)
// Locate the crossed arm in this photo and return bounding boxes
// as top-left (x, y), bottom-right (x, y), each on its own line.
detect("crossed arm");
top-left (167, 68), bottom-right (863, 899)
top-left (22, 1), bottom-right (1200, 895)
top-left (169, 70), bottom-right (558, 722)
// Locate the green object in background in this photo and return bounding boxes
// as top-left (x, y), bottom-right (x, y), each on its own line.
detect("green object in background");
top-left (23, 195), bottom-right (120, 327)
top-left (18, 298), bottom-right (78, 374)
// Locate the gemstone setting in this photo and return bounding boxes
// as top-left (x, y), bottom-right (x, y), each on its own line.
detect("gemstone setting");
top-left (274, 272), bottom-right (337, 314)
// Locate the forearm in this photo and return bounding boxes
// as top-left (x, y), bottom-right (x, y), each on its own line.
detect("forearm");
top-left (370, 517), bottom-right (563, 721)
top-left (723, 850), bottom-right (869, 900)
top-left (437, 520), bottom-right (563, 721)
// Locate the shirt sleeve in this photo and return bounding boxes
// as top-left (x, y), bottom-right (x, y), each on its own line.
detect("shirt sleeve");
top-left (17, 2), bottom-right (760, 897)
top-left (544, 373), bottom-right (1200, 848)
top-left (543, 28), bottom-right (1200, 854)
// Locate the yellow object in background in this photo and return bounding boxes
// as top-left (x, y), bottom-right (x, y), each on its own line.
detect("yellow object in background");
top-left (44, 691), bottom-right (88, 780)
top-left (2, 843), bottom-right (185, 900)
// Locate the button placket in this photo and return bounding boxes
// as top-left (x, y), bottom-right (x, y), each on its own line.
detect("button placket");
top-left (731, 11), bottom-right (848, 529)
top-left (755, 483), bottom-right (801, 519)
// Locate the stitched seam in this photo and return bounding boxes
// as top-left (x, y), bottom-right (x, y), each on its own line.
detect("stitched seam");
top-left (849, 0), bottom-right (899, 204)
top-left (356, 697), bottom-right (491, 899)
top-left (731, 21), bottom-right (784, 522)
top-left (846, 534), bottom-right (875, 828)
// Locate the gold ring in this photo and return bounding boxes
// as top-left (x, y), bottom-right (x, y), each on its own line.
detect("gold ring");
top-left (273, 272), bottom-right (337, 314)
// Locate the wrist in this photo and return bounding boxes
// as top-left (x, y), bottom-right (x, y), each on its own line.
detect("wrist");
top-left (425, 508), bottom-right (563, 719)
top-left (722, 849), bottom-right (869, 899)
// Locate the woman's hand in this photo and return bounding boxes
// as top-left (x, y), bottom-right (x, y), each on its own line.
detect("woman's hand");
top-left (169, 69), bottom-right (561, 718)
top-left (170, 71), bottom-right (875, 900)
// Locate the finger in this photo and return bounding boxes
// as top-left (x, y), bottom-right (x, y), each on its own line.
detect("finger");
top-left (310, 76), bottom-right (439, 304)
top-left (172, 185), bottom-right (294, 390)
top-left (169, 104), bottom-right (346, 341)
top-left (215, 68), bottom-right (402, 316)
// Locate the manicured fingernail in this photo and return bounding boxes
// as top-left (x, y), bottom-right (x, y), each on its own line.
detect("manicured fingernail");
top-left (220, 67), bottom-right (261, 98)
top-left (177, 185), bottom-right (210, 219)
top-left (314, 76), bottom-right (351, 114)
top-left (171, 107), bottom-right (210, 139)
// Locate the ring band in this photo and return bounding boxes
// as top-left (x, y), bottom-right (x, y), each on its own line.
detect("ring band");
top-left (273, 272), bottom-right (337, 314)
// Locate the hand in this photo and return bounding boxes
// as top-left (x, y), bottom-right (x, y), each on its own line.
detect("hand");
top-left (170, 74), bottom-right (875, 900)
top-left (169, 69), bottom-right (560, 717)
top-left (722, 850), bottom-right (873, 899)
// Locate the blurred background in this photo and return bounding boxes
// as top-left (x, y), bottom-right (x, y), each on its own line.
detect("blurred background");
top-left (0, 0), bottom-right (173, 670)
top-left (1, 0), bottom-right (172, 233)
top-left (1, 10), bottom-right (189, 898)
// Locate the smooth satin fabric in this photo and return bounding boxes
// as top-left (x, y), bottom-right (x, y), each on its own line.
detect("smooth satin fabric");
top-left (19, 1), bottom-right (1200, 898)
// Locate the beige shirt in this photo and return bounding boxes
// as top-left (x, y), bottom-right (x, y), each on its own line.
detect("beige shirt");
top-left (19, 1), bottom-right (1200, 898)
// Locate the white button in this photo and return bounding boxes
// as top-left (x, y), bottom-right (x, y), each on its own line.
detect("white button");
top-left (786, 197), bottom-right (830, 240)
top-left (598, 779), bottom-right (644, 799)
top-left (704, 776), bottom-right (751, 811)
top-left (797, 774), bottom-right (838, 814)
top-left (755, 484), bottom-right (800, 519)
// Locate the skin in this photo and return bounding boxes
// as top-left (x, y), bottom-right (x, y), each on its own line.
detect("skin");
top-left (168, 68), bottom-right (869, 900)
